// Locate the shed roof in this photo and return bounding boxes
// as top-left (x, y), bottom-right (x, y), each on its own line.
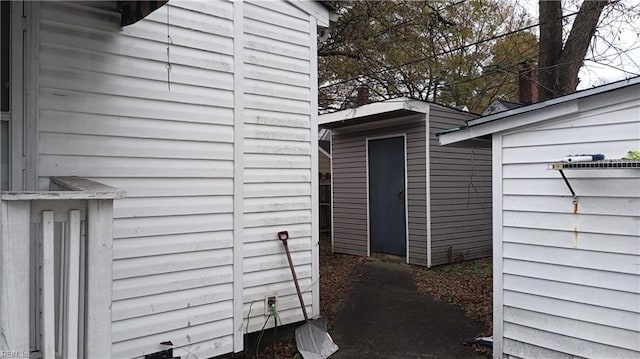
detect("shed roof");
top-left (480, 99), bottom-right (523, 116)
top-left (319, 97), bottom-right (471, 129)
top-left (438, 76), bottom-right (640, 148)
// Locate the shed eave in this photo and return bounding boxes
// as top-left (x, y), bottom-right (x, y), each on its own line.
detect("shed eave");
top-left (319, 109), bottom-right (421, 130)
top-left (438, 75), bottom-right (640, 147)
top-left (319, 97), bottom-right (430, 127)
top-left (438, 100), bottom-right (579, 147)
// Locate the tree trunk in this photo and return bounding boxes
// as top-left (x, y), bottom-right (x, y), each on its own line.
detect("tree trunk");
top-left (538, 1), bottom-right (563, 100)
top-left (556, 0), bottom-right (608, 95)
top-left (538, 0), bottom-right (608, 101)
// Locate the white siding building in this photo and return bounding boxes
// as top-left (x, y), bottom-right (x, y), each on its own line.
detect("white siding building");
top-left (0, 1), bottom-right (330, 358)
top-left (439, 77), bottom-right (640, 359)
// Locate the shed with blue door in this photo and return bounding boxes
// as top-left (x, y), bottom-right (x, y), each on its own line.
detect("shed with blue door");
top-left (319, 98), bottom-right (492, 267)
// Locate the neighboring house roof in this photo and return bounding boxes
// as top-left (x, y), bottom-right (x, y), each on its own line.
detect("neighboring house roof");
top-left (454, 105), bottom-right (469, 112)
top-left (480, 99), bottom-right (522, 116)
top-left (319, 97), bottom-right (474, 129)
top-left (438, 76), bottom-right (640, 148)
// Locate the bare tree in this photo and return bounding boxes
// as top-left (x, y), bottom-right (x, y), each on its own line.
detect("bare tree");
top-left (318, 0), bottom-right (535, 113)
top-left (538, 0), bottom-right (615, 100)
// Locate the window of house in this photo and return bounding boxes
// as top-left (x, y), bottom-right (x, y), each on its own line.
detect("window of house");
top-left (1, 0), bottom-right (10, 190)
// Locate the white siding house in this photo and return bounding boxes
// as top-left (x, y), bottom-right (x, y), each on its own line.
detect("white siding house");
top-left (0, 1), bottom-right (330, 358)
top-left (439, 77), bottom-right (640, 359)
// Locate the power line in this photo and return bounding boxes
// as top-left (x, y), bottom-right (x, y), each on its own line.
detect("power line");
top-left (320, 10), bottom-right (581, 90)
top-left (585, 58), bottom-right (640, 76)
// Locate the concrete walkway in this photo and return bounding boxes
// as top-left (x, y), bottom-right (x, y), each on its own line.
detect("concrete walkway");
top-left (329, 261), bottom-right (485, 359)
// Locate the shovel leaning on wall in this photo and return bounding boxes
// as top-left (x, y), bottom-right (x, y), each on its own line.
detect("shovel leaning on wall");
top-left (277, 231), bottom-right (339, 359)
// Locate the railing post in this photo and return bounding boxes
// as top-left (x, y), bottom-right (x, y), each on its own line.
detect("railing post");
top-left (41, 211), bottom-right (55, 359)
top-left (84, 199), bottom-right (113, 357)
top-left (64, 209), bottom-right (81, 358)
top-left (0, 201), bottom-right (31, 353)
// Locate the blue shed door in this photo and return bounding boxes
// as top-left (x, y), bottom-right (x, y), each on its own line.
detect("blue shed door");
top-left (368, 137), bottom-right (406, 256)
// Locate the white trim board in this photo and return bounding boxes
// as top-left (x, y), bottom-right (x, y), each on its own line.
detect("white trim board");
top-left (492, 132), bottom-right (504, 358)
top-left (232, 0), bottom-right (244, 352)
top-left (439, 101), bottom-right (578, 146)
top-left (365, 138), bottom-right (370, 257)
top-left (365, 133), bottom-right (410, 262)
top-left (24, 1), bottom-right (39, 191)
top-left (309, 14), bottom-right (320, 319)
top-left (438, 78), bottom-right (640, 147)
top-left (319, 98), bottom-right (430, 125)
top-left (329, 130), bottom-right (334, 253)
top-left (424, 113), bottom-right (432, 268)
top-left (9, 0), bottom-right (24, 191)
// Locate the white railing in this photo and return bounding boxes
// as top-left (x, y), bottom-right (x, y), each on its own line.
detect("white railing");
top-left (0, 177), bottom-right (125, 358)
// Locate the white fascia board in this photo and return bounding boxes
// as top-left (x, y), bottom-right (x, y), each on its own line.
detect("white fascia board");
top-left (289, 0), bottom-right (331, 27)
top-left (319, 98), bottom-right (430, 125)
top-left (440, 76), bottom-right (640, 146)
top-left (438, 100), bottom-right (579, 146)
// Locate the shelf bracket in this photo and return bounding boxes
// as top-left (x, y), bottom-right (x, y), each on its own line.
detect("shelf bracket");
top-left (549, 159), bottom-right (640, 214)
top-left (557, 169), bottom-right (578, 213)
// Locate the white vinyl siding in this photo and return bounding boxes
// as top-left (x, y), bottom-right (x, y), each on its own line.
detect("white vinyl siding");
top-left (241, 0), bottom-right (316, 332)
top-left (498, 96), bottom-right (640, 359)
top-left (38, 1), bottom-right (237, 357)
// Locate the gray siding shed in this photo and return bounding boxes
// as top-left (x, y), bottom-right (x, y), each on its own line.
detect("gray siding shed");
top-left (320, 98), bottom-right (492, 267)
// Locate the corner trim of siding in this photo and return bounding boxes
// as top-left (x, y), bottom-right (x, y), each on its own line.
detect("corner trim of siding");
top-left (27, 2), bottom-right (39, 191)
top-left (9, 1), bottom-right (25, 191)
top-left (365, 139), bottom-right (370, 257)
top-left (425, 112), bottom-right (432, 268)
top-left (492, 132), bottom-right (504, 357)
top-left (309, 15), bottom-right (320, 318)
top-left (232, 0), bottom-right (245, 353)
top-left (330, 132), bottom-right (334, 252)
top-left (403, 134), bottom-right (409, 264)
top-left (16, 1), bottom-right (39, 191)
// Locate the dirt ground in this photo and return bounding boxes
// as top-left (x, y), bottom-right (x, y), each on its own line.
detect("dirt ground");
top-left (413, 258), bottom-right (493, 356)
top-left (251, 240), bottom-right (492, 359)
top-left (413, 258), bottom-right (493, 333)
top-left (251, 237), bottom-right (363, 359)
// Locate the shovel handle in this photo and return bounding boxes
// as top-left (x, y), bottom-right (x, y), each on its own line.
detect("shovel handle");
top-left (278, 231), bottom-right (309, 321)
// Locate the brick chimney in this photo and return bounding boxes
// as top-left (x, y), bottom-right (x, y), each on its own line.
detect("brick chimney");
top-left (518, 62), bottom-right (538, 105)
top-left (356, 86), bottom-right (370, 106)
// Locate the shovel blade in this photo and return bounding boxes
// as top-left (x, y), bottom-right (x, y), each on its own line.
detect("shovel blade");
top-left (295, 322), bottom-right (339, 359)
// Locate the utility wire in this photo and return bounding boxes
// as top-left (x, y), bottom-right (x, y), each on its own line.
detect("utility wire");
top-left (585, 58), bottom-right (640, 76)
top-left (320, 10), bottom-right (582, 91)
